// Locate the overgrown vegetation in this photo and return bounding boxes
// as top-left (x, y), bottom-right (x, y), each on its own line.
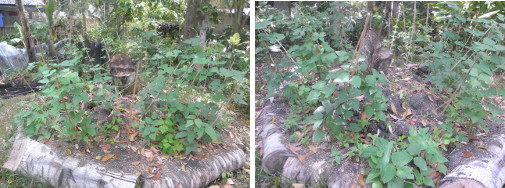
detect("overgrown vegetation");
top-left (12, 0), bottom-right (249, 157)
top-left (256, 1), bottom-right (505, 187)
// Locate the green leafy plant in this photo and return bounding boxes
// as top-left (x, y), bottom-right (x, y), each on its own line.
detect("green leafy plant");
top-left (362, 127), bottom-right (448, 187)
top-left (329, 148), bottom-right (342, 165)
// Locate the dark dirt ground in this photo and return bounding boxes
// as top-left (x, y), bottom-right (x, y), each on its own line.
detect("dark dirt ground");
top-left (255, 52), bottom-right (505, 186)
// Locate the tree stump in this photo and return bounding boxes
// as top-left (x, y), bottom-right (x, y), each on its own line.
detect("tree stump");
top-left (359, 29), bottom-right (393, 76)
top-left (109, 53), bottom-right (138, 94)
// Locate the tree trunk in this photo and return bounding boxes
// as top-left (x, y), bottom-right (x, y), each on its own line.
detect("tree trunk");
top-left (199, 13), bottom-right (209, 47)
top-left (182, 0), bottom-right (205, 40)
top-left (232, 0), bottom-right (246, 36)
top-left (15, 0), bottom-right (37, 62)
top-left (273, 2), bottom-right (290, 16)
top-left (81, 3), bottom-right (88, 41)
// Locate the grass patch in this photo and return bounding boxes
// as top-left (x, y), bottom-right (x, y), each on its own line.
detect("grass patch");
top-left (0, 93), bottom-right (52, 188)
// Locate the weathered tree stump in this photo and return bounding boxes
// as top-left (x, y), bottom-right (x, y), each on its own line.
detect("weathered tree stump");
top-left (359, 29), bottom-right (393, 76)
top-left (109, 53), bottom-right (138, 94)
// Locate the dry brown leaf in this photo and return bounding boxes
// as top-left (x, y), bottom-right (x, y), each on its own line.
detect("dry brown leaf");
top-left (141, 148), bottom-right (146, 157)
top-left (351, 185), bottom-right (357, 188)
top-left (357, 173), bottom-right (365, 187)
top-left (115, 130), bottom-right (121, 139)
top-left (102, 154), bottom-right (114, 162)
top-left (194, 155), bottom-right (202, 160)
top-left (462, 151), bottom-right (473, 158)
top-left (477, 146), bottom-right (488, 150)
top-left (406, 119), bottom-right (415, 125)
top-left (114, 155), bottom-right (120, 160)
top-left (297, 152), bottom-right (314, 165)
top-left (354, 95), bottom-right (365, 101)
top-left (269, 117), bottom-right (277, 124)
top-left (361, 112), bottom-right (367, 121)
top-left (391, 103), bottom-right (398, 114)
top-left (289, 144), bottom-right (302, 152)
top-left (308, 145), bottom-right (317, 153)
top-left (130, 145), bottom-right (137, 152)
top-left (228, 130), bottom-right (235, 138)
top-left (469, 135), bottom-right (479, 140)
top-left (102, 144), bottom-right (112, 152)
top-left (132, 161), bottom-right (140, 166)
top-left (245, 162), bottom-right (250, 168)
top-left (403, 108), bottom-right (412, 118)
top-left (292, 183), bottom-right (305, 188)
top-left (66, 149), bottom-right (72, 156)
top-left (154, 172), bottom-right (161, 180)
top-left (204, 153), bottom-right (209, 159)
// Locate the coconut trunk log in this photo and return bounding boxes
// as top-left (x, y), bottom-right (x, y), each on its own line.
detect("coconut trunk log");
top-left (259, 100), bottom-right (366, 187)
top-left (3, 129), bottom-right (246, 188)
top-left (141, 147), bottom-right (246, 188)
top-left (440, 132), bottom-right (505, 188)
top-left (262, 123), bottom-right (289, 172)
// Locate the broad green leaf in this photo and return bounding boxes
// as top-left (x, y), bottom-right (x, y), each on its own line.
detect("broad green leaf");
top-left (335, 51), bottom-right (349, 62)
top-left (479, 10), bottom-right (500, 19)
top-left (312, 128), bottom-right (326, 143)
top-left (438, 164), bottom-right (447, 175)
top-left (365, 106), bottom-right (374, 118)
top-left (494, 45), bottom-right (505, 51)
top-left (380, 163), bottom-right (396, 183)
top-left (387, 177), bottom-right (404, 188)
top-left (365, 75), bottom-right (377, 86)
top-left (348, 99), bottom-right (360, 111)
top-left (392, 150), bottom-right (413, 167)
top-left (366, 169), bottom-right (381, 183)
top-left (397, 166), bottom-right (414, 179)
top-left (194, 119), bottom-right (203, 128)
top-left (312, 81), bottom-right (326, 90)
top-left (193, 57), bottom-right (209, 64)
top-left (232, 94), bottom-right (247, 105)
top-left (381, 141), bottom-right (394, 167)
top-left (227, 33), bottom-right (241, 46)
top-left (205, 125), bottom-right (219, 141)
top-left (413, 157), bottom-right (428, 171)
top-left (322, 53), bottom-right (338, 64)
top-left (326, 71), bottom-right (349, 83)
top-left (423, 176), bottom-right (435, 187)
top-left (306, 113), bottom-right (323, 129)
top-left (321, 85), bottom-right (337, 97)
top-left (483, 37), bottom-right (496, 46)
top-left (256, 20), bottom-right (270, 29)
top-left (307, 90), bottom-right (321, 101)
top-left (349, 76), bottom-right (361, 88)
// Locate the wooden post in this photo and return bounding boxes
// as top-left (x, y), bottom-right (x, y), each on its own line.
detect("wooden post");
top-left (15, 0), bottom-right (37, 62)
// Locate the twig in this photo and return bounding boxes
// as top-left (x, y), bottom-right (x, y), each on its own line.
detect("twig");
top-left (451, 26), bottom-right (492, 70)
top-left (129, 51), bottom-right (144, 128)
top-left (441, 57), bottom-right (478, 115)
top-left (350, 14), bottom-right (370, 77)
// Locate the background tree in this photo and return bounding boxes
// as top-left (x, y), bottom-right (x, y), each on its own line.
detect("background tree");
top-left (15, 0), bottom-right (37, 62)
top-left (182, 0), bottom-right (206, 40)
